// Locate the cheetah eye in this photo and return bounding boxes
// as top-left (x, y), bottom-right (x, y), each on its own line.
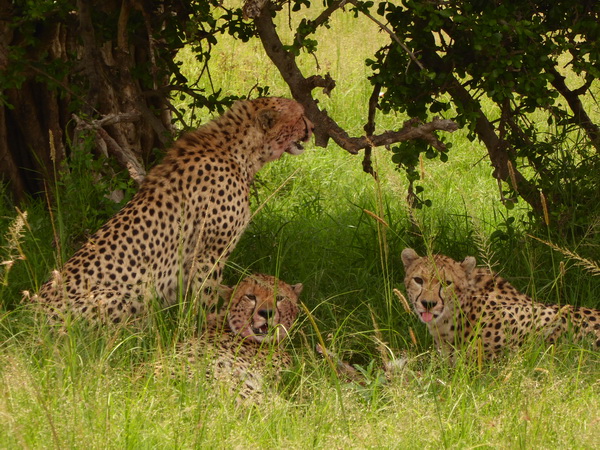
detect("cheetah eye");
top-left (413, 277), bottom-right (424, 285)
top-left (444, 281), bottom-right (453, 288)
top-left (245, 294), bottom-right (257, 301)
top-left (276, 295), bottom-right (285, 302)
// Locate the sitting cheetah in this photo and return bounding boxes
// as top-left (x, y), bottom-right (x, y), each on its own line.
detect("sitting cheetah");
top-left (165, 273), bottom-right (303, 401)
top-left (31, 98), bottom-right (313, 323)
top-left (401, 248), bottom-right (600, 359)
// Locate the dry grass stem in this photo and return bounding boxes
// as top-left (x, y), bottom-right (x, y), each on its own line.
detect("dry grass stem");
top-left (527, 234), bottom-right (600, 277)
top-left (393, 288), bottom-right (412, 314)
top-left (470, 216), bottom-right (497, 273)
top-left (362, 209), bottom-right (389, 228)
top-left (540, 192), bottom-right (550, 226)
top-left (1, 208), bottom-right (29, 286)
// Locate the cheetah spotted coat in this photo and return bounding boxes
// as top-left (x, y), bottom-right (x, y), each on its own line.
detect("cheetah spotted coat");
top-left (32, 98), bottom-right (313, 323)
top-left (401, 248), bottom-right (600, 359)
top-left (162, 273), bottom-right (303, 401)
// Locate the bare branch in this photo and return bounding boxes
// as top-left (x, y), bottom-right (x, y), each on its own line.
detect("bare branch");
top-left (345, 0), bottom-right (424, 71)
top-left (342, 117), bottom-right (458, 153)
top-left (73, 113), bottom-right (146, 185)
top-left (305, 74), bottom-right (336, 96)
top-left (95, 111), bottom-right (141, 127)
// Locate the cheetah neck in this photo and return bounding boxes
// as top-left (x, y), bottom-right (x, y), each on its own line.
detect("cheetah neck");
top-left (198, 124), bottom-right (271, 182)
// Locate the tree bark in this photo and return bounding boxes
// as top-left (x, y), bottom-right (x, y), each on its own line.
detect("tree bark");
top-left (0, 0), bottom-right (173, 201)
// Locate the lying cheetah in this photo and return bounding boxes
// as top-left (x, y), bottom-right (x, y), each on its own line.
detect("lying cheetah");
top-left (31, 98), bottom-right (313, 323)
top-left (401, 248), bottom-right (600, 358)
top-left (166, 273), bottom-right (303, 401)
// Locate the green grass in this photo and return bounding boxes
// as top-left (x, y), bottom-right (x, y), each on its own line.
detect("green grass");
top-left (1, 7), bottom-right (600, 449)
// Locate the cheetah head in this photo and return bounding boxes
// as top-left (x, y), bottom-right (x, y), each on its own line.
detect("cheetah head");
top-left (252, 97), bottom-right (314, 162)
top-left (401, 248), bottom-right (476, 325)
top-left (222, 274), bottom-right (303, 344)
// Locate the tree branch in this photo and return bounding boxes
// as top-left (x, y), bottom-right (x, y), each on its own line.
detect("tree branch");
top-left (406, 21), bottom-right (545, 214)
top-left (345, 0), bottom-right (424, 71)
top-left (547, 65), bottom-right (600, 150)
top-left (362, 83), bottom-right (381, 177)
top-left (73, 112), bottom-right (146, 185)
top-left (294, 0), bottom-right (346, 45)
top-left (447, 77), bottom-right (542, 212)
top-left (253, 4), bottom-right (458, 154)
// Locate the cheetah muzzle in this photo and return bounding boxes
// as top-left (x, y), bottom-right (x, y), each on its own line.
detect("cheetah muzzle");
top-left (287, 116), bottom-right (313, 155)
top-left (223, 274), bottom-right (302, 344)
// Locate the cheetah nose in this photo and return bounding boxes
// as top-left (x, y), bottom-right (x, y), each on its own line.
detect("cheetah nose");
top-left (421, 300), bottom-right (437, 311)
top-left (258, 309), bottom-right (274, 320)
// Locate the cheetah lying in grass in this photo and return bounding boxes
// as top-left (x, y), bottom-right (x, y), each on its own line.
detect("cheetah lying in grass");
top-left (401, 248), bottom-right (600, 359)
top-left (163, 273), bottom-right (303, 401)
top-left (31, 98), bottom-right (312, 323)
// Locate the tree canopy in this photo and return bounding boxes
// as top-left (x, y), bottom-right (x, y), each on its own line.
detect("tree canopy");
top-left (1, 0), bottom-right (599, 231)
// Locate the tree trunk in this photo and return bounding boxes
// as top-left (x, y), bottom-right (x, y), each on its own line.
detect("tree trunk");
top-left (0, 0), bottom-right (174, 201)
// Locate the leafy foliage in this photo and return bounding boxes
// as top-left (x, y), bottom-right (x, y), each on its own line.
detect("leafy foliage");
top-left (3, 0), bottom-right (599, 234)
top-left (360, 0), bottom-right (600, 229)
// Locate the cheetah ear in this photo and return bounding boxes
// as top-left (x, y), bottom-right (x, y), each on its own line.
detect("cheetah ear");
top-left (256, 109), bottom-right (281, 132)
top-left (217, 284), bottom-right (234, 301)
top-left (461, 256), bottom-right (477, 275)
top-left (291, 283), bottom-right (303, 297)
top-left (401, 248), bottom-right (420, 269)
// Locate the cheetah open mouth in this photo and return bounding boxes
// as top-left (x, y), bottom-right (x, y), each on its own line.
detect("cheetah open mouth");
top-left (252, 324), bottom-right (270, 335)
top-left (286, 141), bottom-right (305, 155)
top-left (286, 117), bottom-right (312, 155)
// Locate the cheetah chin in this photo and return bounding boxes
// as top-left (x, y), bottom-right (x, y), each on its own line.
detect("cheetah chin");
top-left (252, 323), bottom-right (270, 335)
top-left (240, 322), bottom-right (274, 343)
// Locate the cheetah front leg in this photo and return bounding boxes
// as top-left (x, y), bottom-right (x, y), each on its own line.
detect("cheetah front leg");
top-left (184, 192), bottom-right (249, 311)
top-left (184, 231), bottom-right (243, 310)
top-left (184, 252), bottom-right (227, 310)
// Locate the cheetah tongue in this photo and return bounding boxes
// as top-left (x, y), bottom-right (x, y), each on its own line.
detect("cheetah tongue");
top-left (421, 312), bottom-right (434, 323)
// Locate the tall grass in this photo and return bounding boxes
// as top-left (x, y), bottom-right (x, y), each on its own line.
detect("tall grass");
top-left (1, 7), bottom-right (599, 448)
